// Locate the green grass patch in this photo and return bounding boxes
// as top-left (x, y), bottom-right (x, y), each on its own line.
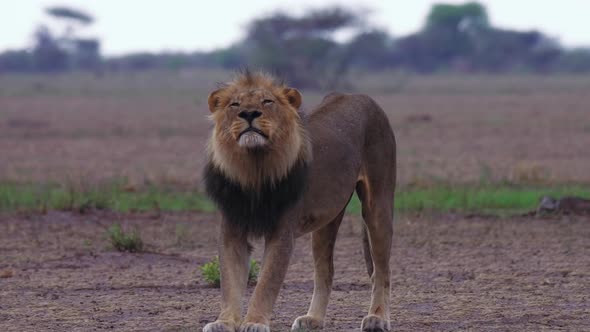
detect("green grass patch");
top-left (0, 182), bottom-right (588, 214)
top-left (0, 183), bottom-right (215, 213)
top-left (347, 185), bottom-right (590, 214)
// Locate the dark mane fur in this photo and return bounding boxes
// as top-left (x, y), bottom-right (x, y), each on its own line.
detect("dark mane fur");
top-left (203, 160), bottom-right (308, 237)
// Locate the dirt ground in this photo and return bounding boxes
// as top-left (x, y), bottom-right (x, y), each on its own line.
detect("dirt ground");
top-left (1, 211), bottom-right (589, 331)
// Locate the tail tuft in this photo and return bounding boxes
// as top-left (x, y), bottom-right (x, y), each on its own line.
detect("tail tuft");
top-left (362, 227), bottom-right (374, 278)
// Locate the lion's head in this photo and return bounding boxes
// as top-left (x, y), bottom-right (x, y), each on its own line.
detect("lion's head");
top-left (207, 71), bottom-right (311, 189)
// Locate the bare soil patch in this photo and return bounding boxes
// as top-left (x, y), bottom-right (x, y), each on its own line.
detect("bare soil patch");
top-left (1, 211), bottom-right (589, 331)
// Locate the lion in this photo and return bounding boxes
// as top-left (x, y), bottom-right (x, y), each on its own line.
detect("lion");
top-left (202, 71), bottom-right (396, 332)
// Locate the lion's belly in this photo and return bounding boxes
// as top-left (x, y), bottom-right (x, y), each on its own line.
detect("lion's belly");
top-left (296, 209), bottom-right (342, 236)
top-left (295, 150), bottom-right (361, 237)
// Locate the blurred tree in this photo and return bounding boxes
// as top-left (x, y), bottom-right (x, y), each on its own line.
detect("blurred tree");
top-left (244, 7), bottom-right (362, 88)
top-left (555, 48), bottom-right (590, 72)
top-left (2, 2), bottom-right (589, 75)
top-left (426, 2), bottom-right (489, 30)
top-left (46, 6), bottom-right (94, 25)
top-left (31, 25), bottom-right (69, 72)
top-left (345, 30), bottom-right (394, 70)
top-left (392, 34), bottom-right (439, 73)
top-left (43, 6), bottom-right (101, 71)
top-left (419, 2), bottom-right (490, 69)
top-left (389, 1), bottom-right (565, 73)
top-left (0, 50), bottom-right (33, 72)
top-left (72, 39), bottom-right (101, 70)
top-left (208, 45), bottom-right (248, 69)
top-left (469, 28), bottom-right (561, 71)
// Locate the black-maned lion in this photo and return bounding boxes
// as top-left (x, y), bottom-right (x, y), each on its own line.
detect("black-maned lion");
top-left (202, 71), bottom-right (396, 332)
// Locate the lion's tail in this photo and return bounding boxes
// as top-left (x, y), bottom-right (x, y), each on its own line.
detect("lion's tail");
top-left (362, 226), bottom-right (374, 278)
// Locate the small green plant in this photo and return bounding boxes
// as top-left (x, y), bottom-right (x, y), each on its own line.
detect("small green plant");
top-left (249, 259), bottom-right (260, 283)
top-left (200, 257), bottom-right (221, 287)
top-left (201, 256), bottom-right (259, 287)
top-left (107, 223), bottom-right (143, 252)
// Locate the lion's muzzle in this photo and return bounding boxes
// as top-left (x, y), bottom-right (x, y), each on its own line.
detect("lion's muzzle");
top-left (237, 110), bottom-right (268, 149)
top-left (238, 128), bottom-right (268, 148)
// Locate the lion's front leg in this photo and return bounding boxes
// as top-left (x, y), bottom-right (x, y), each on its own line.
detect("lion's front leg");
top-left (239, 228), bottom-right (295, 332)
top-left (204, 219), bottom-right (251, 332)
top-left (292, 212), bottom-right (344, 331)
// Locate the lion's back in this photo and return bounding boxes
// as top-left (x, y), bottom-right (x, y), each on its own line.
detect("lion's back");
top-left (306, 92), bottom-right (394, 150)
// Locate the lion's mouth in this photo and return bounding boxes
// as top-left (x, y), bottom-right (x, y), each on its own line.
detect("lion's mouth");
top-left (239, 127), bottom-right (268, 139)
top-left (238, 127), bottom-right (268, 149)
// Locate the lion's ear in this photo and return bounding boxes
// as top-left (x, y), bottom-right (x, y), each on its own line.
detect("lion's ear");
top-left (283, 88), bottom-right (302, 110)
top-left (207, 89), bottom-right (223, 113)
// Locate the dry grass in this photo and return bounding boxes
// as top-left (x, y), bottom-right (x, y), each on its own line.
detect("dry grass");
top-left (1, 70), bottom-right (590, 188)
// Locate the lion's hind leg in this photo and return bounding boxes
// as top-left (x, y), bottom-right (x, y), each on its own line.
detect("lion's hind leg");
top-left (356, 177), bottom-right (394, 332)
top-left (291, 210), bottom-right (344, 331)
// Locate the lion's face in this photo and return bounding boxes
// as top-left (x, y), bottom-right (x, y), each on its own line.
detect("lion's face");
top-left (206, 72), bottom-right (310, 188)
top-left (212, 88), bottom-right (297, 150)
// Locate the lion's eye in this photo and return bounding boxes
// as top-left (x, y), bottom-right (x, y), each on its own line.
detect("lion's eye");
top-left (262, 99), bottom-right (274, 105)
top-left (229, 102), bottom-right (240, 108)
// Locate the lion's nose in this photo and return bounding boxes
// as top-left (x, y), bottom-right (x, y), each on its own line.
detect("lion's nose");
top-left (238, 110), bottom-right (262, 123)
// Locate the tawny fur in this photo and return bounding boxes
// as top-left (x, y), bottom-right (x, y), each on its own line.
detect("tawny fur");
top-left (203, 71), bottom-right (396, 332)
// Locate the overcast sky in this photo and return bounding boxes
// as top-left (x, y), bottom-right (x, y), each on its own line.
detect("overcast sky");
top-left (1, 0), bottom-right (589, 56)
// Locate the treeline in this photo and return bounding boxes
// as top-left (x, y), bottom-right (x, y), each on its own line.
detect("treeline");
top-left (2, 2), bottom-right (590, 87)
top-left (0, 6), bottom-right (100, 73)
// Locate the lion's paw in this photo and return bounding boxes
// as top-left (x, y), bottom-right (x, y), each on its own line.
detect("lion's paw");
top-left (361, 315), bottom-right (390, 332)
top-left (203, 320), bottom-right (237, 332)
top-left (291, 315), bottom-right (323, 331)
top-left (239, 322), bottom-right (270, 332)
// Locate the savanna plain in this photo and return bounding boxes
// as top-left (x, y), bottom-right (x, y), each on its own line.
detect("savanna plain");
top-left (1, 70), bottom-right (589, 331)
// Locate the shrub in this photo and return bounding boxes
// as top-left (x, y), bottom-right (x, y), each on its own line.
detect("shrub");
top-left (107, 223), bottom-right (143, 252)
top-left (201, 256), bottom-right (259, 287)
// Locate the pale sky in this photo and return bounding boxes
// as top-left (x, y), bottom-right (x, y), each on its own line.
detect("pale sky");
top-left (1, 0), bottom-right (589, 56)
